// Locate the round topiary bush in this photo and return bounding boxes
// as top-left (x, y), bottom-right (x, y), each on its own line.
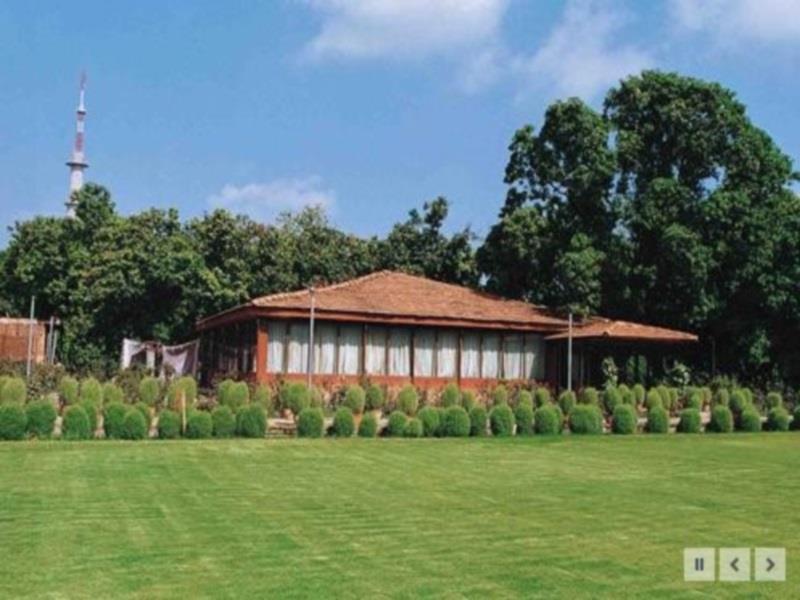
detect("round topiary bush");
top-left (133, 402), bottom-right (151, 427)
top-left (386, 410), bottom-right (407, 437)
top-left (440, 383), bottom-right (461, 408)
top-left (219, 381), bottom-right (249, 412)
top-left (59, 376), bottom-right (79, 406)
top-left (632, 384), bottom-right (646, 406)
top-left (167, 377), bottom-right (199, 411)
top-left (492, 385), bottom-right (509, 406)
top-left (102, 382), bottom-right (124, 405)
top-left (645, 406), bottom-right (669, 433)
top-left (139, 377), bottom-right (161, 407)
top-left (79, 377), bottom-right (103, 406)
top-left (713, 388), bottom-right (730, 407)
top-left (645, 389), bottom-right (662, 410)
top-left (611, 404), bottom-right (637, 435)
top-left (569, 405), bottom-right (603, 435)
top-left (517, 390), bottom-right (533, 410)
top-left (179, 376), bottom-right (198, 405)
top-left (0, 404), bottom-right (27, 440)
top-left (514, 404), bottom-right (534, 435)
top-left (0, 377), bottom-right (26, 405)
top-left (103, 402), bottom-right (127, 439)
top-left (461, 390), bottom-right (477, 412)
top-left (558, 390), bottom-right (576, 415)
top-left (26, 400), bottom-right (57, 438)
top-left (729, 390), bottom-right (749, 415)
top-left (684, 390), bottom-right (702, 411)
top-left (396, 386), bottom-right (419, 416)
top-left (618, 384), bottom-right (634, 405)
top-left (667, 387), bottom-right (679, 411)
top-left (489, 404), bottom-right (515, 437)
top-left (699, 387), bottom-right (712, 406)
top-left (469, 406), bottom-right (487, 437)
top-left (62, 405), bottom-right (91, 440)
top-left (185, 410), bottom-right (213, 439)
top-left (534, 387), bottom-right (551, 408)
top-left (157, 409), bottom-right (181, 439)
top-left (417, 406), bottom-right (440, 437)
top-left (332, 407), bottom-right (356, 437)
top-left (578, 387), bottom-right (599, 406)
top-left (281, 382), bottom-right (311, 416)
top-left (358, 412), bottom-right (378, 438)
top-left (442, 406), bottom-right (470, 437)
top-left (211, 406), bottom-right (236, 438)
top-left (343, 385), bottom-right (366, 415)
top-left (765, 392), bottom-right (783, 410)
top-left (738, 408), bottom-right (761, 432)
top-left (602, 387), bottom-right (622, 415)
top-left (237, 405), bottom-right (267, 438)
top-left (296, 407), bottom-right (324, 438)
top-left (708, 405), bottom-right (733, 433)
top-left (677, 408), bottom-right (701, 433)
top-left (365, 384), bottom-right (385, 411)
top-left (766, 407), bottom-right (790, 432)
top-left (253, 384), bottom-right (272, 414)
top-left (121, 410), bottom-right (148, 440)
top-left (403, 417), bottom-right (423, 438)
top-left (656, 385), bottom-right (670, 411)
top-left (80, 401), bottom-right (99, 435)
top-left (534, 405), bottom-right (561, 435)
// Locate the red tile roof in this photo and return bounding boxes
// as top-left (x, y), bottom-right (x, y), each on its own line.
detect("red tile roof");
top-left (545, 317), bottom-right (698, 343)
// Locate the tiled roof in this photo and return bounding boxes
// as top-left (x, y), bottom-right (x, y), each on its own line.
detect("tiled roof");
top-left (545, 318), bottom-right (698, 342)
top-left (248, 270), bottom-right (568, 329)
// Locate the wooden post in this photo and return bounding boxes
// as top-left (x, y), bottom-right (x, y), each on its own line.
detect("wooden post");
top-left (256, 319), bottom-right (268, 384)
top-left (180, 388), bottom-right (187, 435)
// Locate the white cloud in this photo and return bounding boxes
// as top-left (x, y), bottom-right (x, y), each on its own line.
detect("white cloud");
top-left (302, 0), bottom-right (508, 61)
top-left (207, 176), bottom-right (336, 222)
top-left (513, 0), bottom-right (652, 99)
top-left (671, 0), bottom-right (800, 45)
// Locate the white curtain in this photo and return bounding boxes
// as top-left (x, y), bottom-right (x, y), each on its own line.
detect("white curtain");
top-left (503, 333), bottom-right (523, 380)
top-left (437, 331), bottom-right (458, 378)
top-left (460, 332), bottom-right (480, 378)
top-left (482, 333), bottom-right (499, 378)
top-left (524, 334), bottom-right (545, 380)
top-left (338, 324), bottom-right (361, 375)
top-left (267, 321), bottom-right (287, 373)
top-left (388, 328), bottom-right (411, 376)
top-left (365, 326), bottom-right (387, 375)
top-left (314, 323), bottom-right (337, 375)
top-left (287, 322), bottom-right (309, 374)
top-left (414, 329), bottom-right (435, 377)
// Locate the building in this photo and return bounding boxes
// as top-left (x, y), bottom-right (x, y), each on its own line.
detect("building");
top-left (0, 318), bottom-right (48, 365)
top-left (196, 271), bottom-right (697, 390)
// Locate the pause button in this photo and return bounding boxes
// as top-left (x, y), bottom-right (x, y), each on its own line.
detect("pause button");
top-left (684, 548), bottom-right (716, 582)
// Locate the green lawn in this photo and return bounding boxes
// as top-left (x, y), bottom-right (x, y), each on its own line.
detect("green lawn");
top-left (0, 435), bottom-right (797, 599)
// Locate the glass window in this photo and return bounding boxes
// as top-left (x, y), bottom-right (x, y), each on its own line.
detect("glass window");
top-left (365, 326), bottom-right (387, 375)
top-left (414, 329), bottom-right (435, 377)
top-left (503, 333), bottom-right (523, 380)
top-left (481, 333), bottom-right (499, 378)
top-left (388, 328), bottom-right (411, 376)
top-left (337, 324), bottom-right (361, 375)
top-left (437, 330), bottom-right (458, 378)
top-left (314, 323), bottom-right (337, 375)
top-left (287, 322), bottom-right (309, 374)
top-left (524, 334), bottom-right (545, 380)
top-left (460, 332), bottom-right (480, 378)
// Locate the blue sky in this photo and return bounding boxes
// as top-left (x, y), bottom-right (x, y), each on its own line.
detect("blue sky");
top-left (1, 0), bottom-right (799, 246)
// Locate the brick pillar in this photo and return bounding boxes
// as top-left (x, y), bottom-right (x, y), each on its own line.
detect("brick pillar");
top-left (256, 319), bottom-right (268, 384)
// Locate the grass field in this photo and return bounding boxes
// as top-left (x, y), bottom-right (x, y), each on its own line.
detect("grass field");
top-left (0, 435), bottom-right (797, 599)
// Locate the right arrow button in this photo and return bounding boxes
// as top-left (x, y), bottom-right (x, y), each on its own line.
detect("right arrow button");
top-left (755, 548), bottom-right (786, 582)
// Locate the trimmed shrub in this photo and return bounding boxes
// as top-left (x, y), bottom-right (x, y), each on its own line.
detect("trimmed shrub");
top-left (418, 406), bottom-right (440, 437)
top-left (602, 387), bottom-right (622, 414)
top-left (103, 402), bottom-right (127, 439)
top-left (80, 401), bottom-right (99, 435)
top-left (358, 412), bottom-right (378, 438)
top-left (667, 388), bottom-right (679, 410)
top-left (741, 387), bottom-right (753, 406)
top-left (492, 385), bottom-right (509, 406)
top-left (611, 404), bottom-right (637, 435)
top-left (517, 390), bottom-right (534, 410)
top-left (645, 406), bottom-right (669, 433)
top-left (296, 407), bottom-right (324, 438)
top-left (469, 406), bottom-right (488, 437)
top-left (332, 407), bottom-right (356, 437)
top-left (534, 405), bottom-right (561, 435)
top-left (632, 383), bottom-right (646, 406)
top-left (219, 381), bottom-right (249, 412)
top-left (281, 382), bottom-right (310, 416)
top-left (514, 404), bottom-right (534, 436)
top-left (185, 410), bottom-right (213, 439)
top-left (442, 406), bottom-right (470, 437)
top-left (343, 385), bottom-right (366, 414)
top-left (712, 388), bottom-right (730, 407)
top-left (157, 409), bottom-right (181, 439)
top-left (253, 384), bottom-right (272, 414)
top-left (558, 390), bottom-right (576, 415)
top-left (396, 386), bottom-right (419, 416)
top-left (708, 405), bottom-right (733, 433)
top-left (793, 407), bottom-right (800, 431)
top-left (403, 417), bottom-right (423, 438)
top-left (62, 405), bottom-right (91, 440)
top-left (684, 390), bottom-right (702, 411)
top-left (26, 400), bottom-right (57, 438)
top-left (461, 390), bottom-right (477, 412)
top-left (440, 383), bottom-right (461, 408)
top-left (102, 382), bottom-right (124, 405)
top-left (677, 408), bottom-right (702, 433)
top-left (139, 377), bottom-right (161, 407)
top-left (167, 377), bottom-right (199, 411)
top-left (121, 410), bottom-right (148, 440)
top-left (179, 376), bottom-right (198, 405)
top-left (738, 408), bottom-right (761, 432)
top-left (569, 405), bottom-right (602, 435)
top-left (656, 385), bottom-right (670, 410)
top-left (133, 402), bottom-right (151, 427)
top-left (309, 386), bottom-right (325, 408)
top-left (729, 390), bottom-right (749, 415)
top-left (578, 387), bottom-right (599, 405)
top-left (59, 376), bottom-right (79, 406)
top-left (766, 407), bottom-right (790, 432)
top-left (0, 377), bottom-right (26, 405)
top-left (618, 384), bottom-right (634, 406)
top-left (489, 404), bottom-right (515, 437)
top-left (534, 387), bottom-right (551, 408)
top-left (365, 384), bottom-right (385, 411)
top-left (433, 407), bottom-right (448, 437)
top-left (237, 405), bottom-right (267, 438)
top-left (79, 377), bottom-right (103, 406)
top-left (211, 406), bottom-right (236, 438)
top-left (0, 404), bottom-right (27, 440)
top-left (765, 392), bottom-right (783, 410)
top-left (386, 410), bottom-right (407, 437)
top-left (699, 387), bottom-right (712, 406)
top-left (645, 389), bottom-right (662, 410)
